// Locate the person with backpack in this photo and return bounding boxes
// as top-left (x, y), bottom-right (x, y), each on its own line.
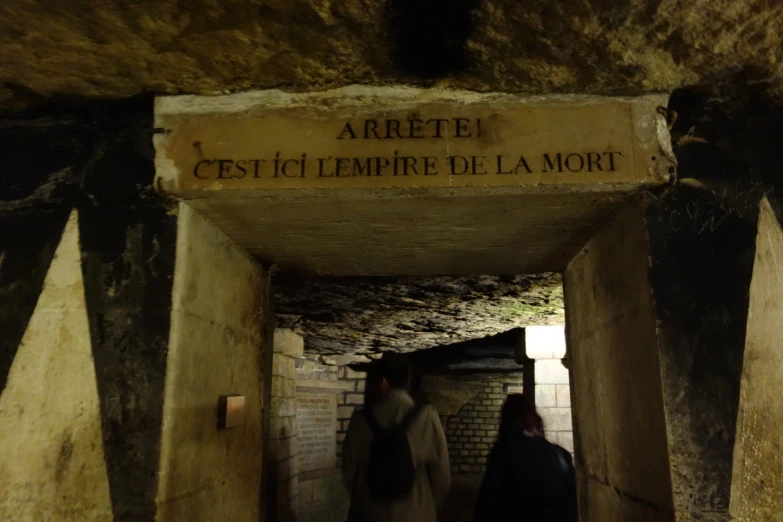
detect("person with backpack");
top-left (342, 353), bottom-right (451, 522)
top-left (471, 394), bottom-right (578, 522)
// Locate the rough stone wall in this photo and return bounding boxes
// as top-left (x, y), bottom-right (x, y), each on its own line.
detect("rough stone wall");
top-left (730, 197), bottom-right (783, 521)
top-left (276, 274), bottom-right (563, 355)
top-left (422, 374), bottom-right (522, 474)
top-left (155, 203), bottom-right (266, 522)
top-left (270, 329), bottom-right (305, 522)
top-left (565, 205), bottom-right (675, 522)
top-left (3, 1), bottom-right (783, 109)
top-left (645, 188), bottom-right (755, 522)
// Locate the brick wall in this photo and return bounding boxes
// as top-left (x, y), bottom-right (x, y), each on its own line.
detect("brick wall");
top-left (270, 329), bottom-right (303, 522)
top-left (534, 359), bottom-right (573, 453)
top-left (336, 367), bottom-right (367, 464)
top-left (421, 373), bottom-right (523, 475)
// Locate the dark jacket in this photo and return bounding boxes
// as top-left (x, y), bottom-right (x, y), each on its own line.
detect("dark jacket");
top-left (472, 433), bottom-right (578, 522)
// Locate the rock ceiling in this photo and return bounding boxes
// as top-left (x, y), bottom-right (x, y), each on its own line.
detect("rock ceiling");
top-left (274, 274), bottom-right (563, 357)
top-left (1, 0), bottom-right (783, 109)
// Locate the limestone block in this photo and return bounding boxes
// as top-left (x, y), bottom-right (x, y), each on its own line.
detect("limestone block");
top-left (343, 367), bottom-right (365, 380)
top-left (539, 407), bottom-right (573, 432)
top-left (579, 473), bottom-right (672, 522)
top-left (534, 359), bottom-right (570, 385)
top-left (278, 456), bottom-right (298, 482)
top-left (345, 393), bottom-right (364, 405)
top-left (274, 329), bottom-right (304, 358)
top-left (300, 360), bottom-right (321, 373)
top-left (271, 397), bottom-right (297, 419)
top-left (271, 375), bottom-right (284, 396)
top-left (299, 479), bottom-right (314, 505)
top-left (337, 406), bottom-right (355, 420)
top-left (272, 376), bottom-right (297, 398)
top-left (730, 197), bottom-right (783, 521)
top-left (170, 204), bottom-right (264, 338)
top-left (273, 355), bottom-right (296, 379)
top-left (271, 416), bottom-right (295, 440)
top-left (274, 436), bottom-right (298, 463)
top-left (0, 211), bottom-right (113, 522)
top-left (556, 385), bottom-right (571, 408)
top-left (156, 476), bottom-right (262, 522)
top-left (312, 476), bottom-right (348, 503)
top-left (535, 384), bottom-right (557, 407)
top-left (565, 205), bottom-right (674, 516)
top-left (295, 368), bottom-right (313, 381)
top-left (157, 203), bottom-right (265, 521)
top-left (557, 432), bottom-right (575, 453)
top-left (277, 475), bottom-right (299, 505)
top-left (283, 377), bottom-right (297, 398)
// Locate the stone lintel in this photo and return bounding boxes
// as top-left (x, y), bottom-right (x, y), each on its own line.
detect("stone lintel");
top-left (154, 86), bottom-right (673, 197)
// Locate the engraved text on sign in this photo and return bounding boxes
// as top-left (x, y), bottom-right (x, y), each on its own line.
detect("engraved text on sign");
top-left (295, 393), bottom-right (337, 472)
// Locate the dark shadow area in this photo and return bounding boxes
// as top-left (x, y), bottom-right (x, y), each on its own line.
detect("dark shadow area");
top-left (644, 186), bottom-right (756, 513)
top-left (669, 70), bottom-right (783, 217)
top-left (77, 96), bottom-right (177, 522)
top-left (439, 474), bottom-right (483, 522)
top-left (384, 0), bottom-right (479, 78)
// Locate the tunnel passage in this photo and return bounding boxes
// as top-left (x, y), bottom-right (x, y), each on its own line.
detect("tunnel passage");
top-left (269, 277), bottom-right (573, 522)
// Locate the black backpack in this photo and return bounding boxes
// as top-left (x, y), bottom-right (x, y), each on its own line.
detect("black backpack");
top-left (363, 403), bottom-right (424, 503)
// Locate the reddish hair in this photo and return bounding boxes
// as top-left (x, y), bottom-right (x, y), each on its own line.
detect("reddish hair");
top-left (499, 393), bottom-right (544, 437)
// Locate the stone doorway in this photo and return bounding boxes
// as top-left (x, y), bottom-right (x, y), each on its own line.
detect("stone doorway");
top-left (148, 85), bottom-right (698, 522)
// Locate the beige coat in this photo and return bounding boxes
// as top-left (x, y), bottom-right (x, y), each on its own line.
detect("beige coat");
top-left (342, 389), bottom-right (451, 522)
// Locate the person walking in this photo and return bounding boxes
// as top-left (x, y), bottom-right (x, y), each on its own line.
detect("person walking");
top-left (342, 353), bottom-right (451, 522)
top-left (471, 394), bottom-right (578, 522)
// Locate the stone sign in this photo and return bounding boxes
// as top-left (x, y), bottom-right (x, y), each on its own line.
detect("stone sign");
top-left (296, 393), bottom-right (337, 472)
top-left (154, 87), bottom-right (671, 193)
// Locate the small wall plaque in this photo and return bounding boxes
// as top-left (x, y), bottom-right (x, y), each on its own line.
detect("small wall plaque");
top-left (218, 395), bottom-right (246, 429)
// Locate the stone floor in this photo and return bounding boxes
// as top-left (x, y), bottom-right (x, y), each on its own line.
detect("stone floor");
top-left (439, 474), bottom-right (483, 522)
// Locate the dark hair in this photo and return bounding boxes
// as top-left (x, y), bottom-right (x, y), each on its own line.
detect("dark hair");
top-left (499, 394), bottom-right (544, 437)
top-left (378, 352), bottom-right (410, 389)
top-left (363, 364), bottom-right (383, 406)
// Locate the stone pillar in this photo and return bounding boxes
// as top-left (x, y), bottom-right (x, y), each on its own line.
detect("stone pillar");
top-left (267, 329), bottom-right (304, 522)
top-left (730, 196), bottom-right (783, 520)
top-left (0, 211), bottom-right (114, 521)
top-left (155, 203), bottom-right (267, 522)
top-left (565, 205), bottom-right (674, 522)
top-left (565, 189), bottom-right (755, 522)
